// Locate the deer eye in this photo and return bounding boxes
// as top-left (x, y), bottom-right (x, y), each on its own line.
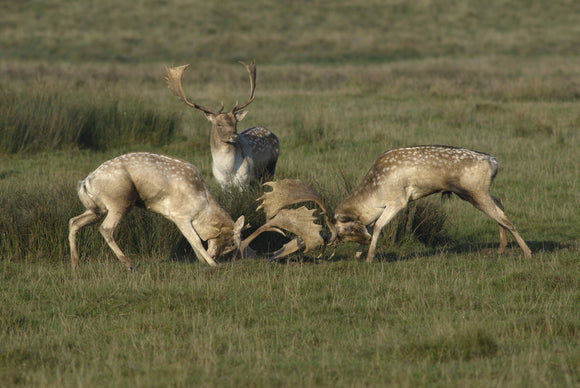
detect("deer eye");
top-left (336, 214), bottom-right (352, 223)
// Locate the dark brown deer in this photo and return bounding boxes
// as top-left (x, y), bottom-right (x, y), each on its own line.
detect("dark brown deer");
top-left (68, 152), bottom-right (247, 269)
top-left (245, 146), bottom-right (532, 261)
top-left (165, 60), bottom-right (279, 189)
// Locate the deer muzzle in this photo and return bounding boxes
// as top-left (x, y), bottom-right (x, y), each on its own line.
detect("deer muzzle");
top-left (225, 134), bottom-right (239, 145)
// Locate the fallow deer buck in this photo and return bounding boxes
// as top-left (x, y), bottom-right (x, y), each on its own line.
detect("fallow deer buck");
top-left (68, 152), bottom-right (247, 269)
top-left (165, 60), bottom-right (279, 189)
top-left (245, 146), bottom-right (532, 261)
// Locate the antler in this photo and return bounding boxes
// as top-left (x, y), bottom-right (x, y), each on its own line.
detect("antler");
top-left (165, 64), bottom-right (224, 115)
top-left (241, 207), bottom-right (323, 251)
top-left (230, 60), bottom-right (256, 113)
top-left (257, 179), bottom-right (330, 219)
top-left (257, 179), bottom-right (336, 240)
top-left (241, 179), bottom-right (338, 259)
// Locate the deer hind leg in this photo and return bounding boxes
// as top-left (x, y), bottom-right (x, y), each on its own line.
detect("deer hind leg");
top-left (98, 209), bottom-right (134, 270)
top-left (69, 210), bottom-right (103, 269)
top-left (491, 196), bottom-right (508, 253)
top-left (366, 199), bottom-right (408, 262)
top-left (471, 194), bottom-right (532, 258)
top-left (265, 159), bottom-right (277, 180)
top-left (172, 218), bottom-right (219, 267)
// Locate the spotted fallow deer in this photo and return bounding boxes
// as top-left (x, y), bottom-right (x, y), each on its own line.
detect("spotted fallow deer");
top-left (165, 60), bottom-right (279, 189)
top-left (68, 152), bottom-right (246, 269)
top-left (246, 146), bottom-right (532, 261)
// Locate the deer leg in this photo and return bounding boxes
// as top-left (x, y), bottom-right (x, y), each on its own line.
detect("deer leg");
top-left (172, 219), bottom-right (219, 267)
top-left (492, 196), bottom-right (508, 253)
top-left (366, 201), bottom-right (407, 262)
top-left (471, 194), bottom-right (532, 258)
top-left (69, 210), bottom-right (102, 269)
top-left (354, 244), bottom-right (365, 260)
top-left (265, 160), bottom-right (277, 180)
top-left (99, 210), bottom-right (134, 270)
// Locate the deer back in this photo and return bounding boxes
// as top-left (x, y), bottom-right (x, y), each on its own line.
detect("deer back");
top-left (88, 153), bottom-right (235, 238)
top-left (336, 146), bottom-right (498, 226)
top-left (238, 126), bottom-right (280, 167)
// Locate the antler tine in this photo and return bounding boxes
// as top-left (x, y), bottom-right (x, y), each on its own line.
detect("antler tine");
top-left (231, 59), bottom-right (256, 113)
top-left (257, 179), bottom-right (337, 242)
top-left (241, 207), bottom-right (325, 258)
top-left (269, 235), bottom-right (338, 261)
top-left (269, 237), bottom-right (305, 260)
top-left (239, 224), bottom-right (286, 253)
top-left (257, 179), bottom-right (327, 219)
top-left (165, 64), bottom-right (222, 115)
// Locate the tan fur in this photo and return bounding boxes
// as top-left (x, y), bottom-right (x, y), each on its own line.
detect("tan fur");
top-left (334, 146), bottom-right (532, 261)
top-left (68, 152), bottom-right (244, 269)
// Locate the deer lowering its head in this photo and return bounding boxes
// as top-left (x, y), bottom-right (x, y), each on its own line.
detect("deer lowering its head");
top-left (68, 152), bottom-right (246, 269)
top-left (165, 60), bottom-right (279, 189)
top-left (248, 146), bottom-right (532, 261)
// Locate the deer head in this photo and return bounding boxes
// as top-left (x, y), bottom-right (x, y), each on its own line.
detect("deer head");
top-left (165, 60), bottom-right (256, 145)
top-left (331, 214), bottom-right (372, 245)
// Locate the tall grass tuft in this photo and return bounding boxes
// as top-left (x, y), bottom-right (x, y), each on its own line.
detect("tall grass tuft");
top-left (0, 178), bottom-right (188, 265)
top-left (0, 183), bottom-right (75, 261)
top-left (0, 84), bottom-right (181, 154)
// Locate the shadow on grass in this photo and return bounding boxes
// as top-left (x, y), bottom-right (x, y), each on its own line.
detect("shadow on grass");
top-left (166, 238), bottom-right (576, 266)
top-left (270, 239), bottom-right (576, 265)
top-left (345, 240), bottom-right (575, 264)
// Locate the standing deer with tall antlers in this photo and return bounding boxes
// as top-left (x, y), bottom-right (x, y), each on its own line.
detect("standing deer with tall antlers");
top-left (245, 146), bottom-right (532, 261)
top-left (165, 60), bottom-right (279, 189)
top-left (68, 152), bottom-right (246, 269)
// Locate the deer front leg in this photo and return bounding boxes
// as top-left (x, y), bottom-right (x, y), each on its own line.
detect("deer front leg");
top-left (365, 201), bottom-right (407, 262)
top-left (172, 218), bottom-right (219, 267)
top-left (99, 210), bottom-right (134, 270)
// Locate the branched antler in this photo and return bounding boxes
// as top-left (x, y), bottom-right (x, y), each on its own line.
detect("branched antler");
top-left (165, 64), bottom-right (224, 115)
top-left (241, 179), bottom-right (337, 259)
top-left (231, 60), bottom-right (256, 113)
top-left (257, 179), bottom-right (330, 219)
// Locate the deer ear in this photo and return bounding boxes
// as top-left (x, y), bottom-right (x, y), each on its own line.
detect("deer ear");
top-left (204, 112), bottom-right (215, 122)
top-left (234, 216), bottom-right (245, 235)
top-left (235, 110), bottom-right (248, 121)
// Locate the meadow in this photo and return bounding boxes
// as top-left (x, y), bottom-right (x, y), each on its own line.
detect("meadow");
top-left (1, 0), bottom-right (579, 386)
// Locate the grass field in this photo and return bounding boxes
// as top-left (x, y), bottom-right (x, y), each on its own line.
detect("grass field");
top-left (1, 0), bottom-right (579, 386)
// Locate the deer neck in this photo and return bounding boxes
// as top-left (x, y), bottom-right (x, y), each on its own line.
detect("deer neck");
top-left (210, 130), bottom-right (251, 187)
top-left (192, 195), bottom-right (234, 241)
top-left (336, 188), bottom-right (381, 226)
top-left (210, 129), bottom-right (243, 159)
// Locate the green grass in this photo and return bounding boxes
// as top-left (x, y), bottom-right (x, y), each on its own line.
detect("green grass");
top-left (1, 253), bottom-right (578, 386)
top-left (1, 0), bottom-right (579, 386)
